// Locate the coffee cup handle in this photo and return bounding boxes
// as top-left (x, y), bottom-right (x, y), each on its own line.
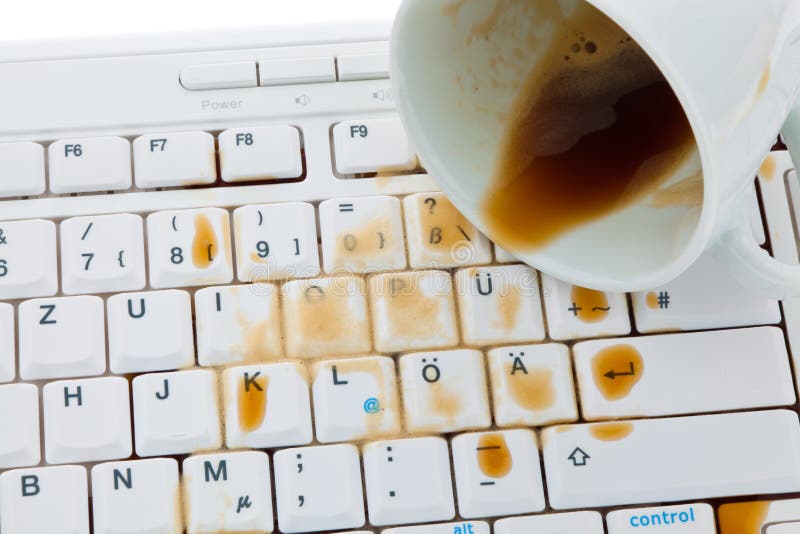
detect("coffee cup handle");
top-left (715, 111), bottom-right (800, 298)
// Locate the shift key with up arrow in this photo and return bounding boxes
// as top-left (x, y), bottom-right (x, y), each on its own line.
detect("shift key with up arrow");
top-left (572, 327), bottom-right (795, 419)
top-left (543, 410), bottom-right (800, 509)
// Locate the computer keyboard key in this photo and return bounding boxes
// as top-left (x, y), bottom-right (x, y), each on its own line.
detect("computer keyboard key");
top-left (606, 503), bottom-right (715, 533)
top-left (456, 265), bottom-right (546, 345)
top-left (282, 276), bottom-right (371, 359)
top-left (0, 465), bottom-right (89, 534)
top-left (0, 141), bottom-right (45, 197)
top-left (312, 356), bottom-right (401, 443)
top-left (452, 429), bottom-right (545, 518)
top-left (92, 458), bottom-right (182, 534)
top-left (631, 252), bottom-right (781, 332)
top-left (383, 521), bottom-right (490, 534)
top-left (770, 524), bottom-right (800, 534)
top-left (493, 512), bottom-right (604, 534)
top-left (233, 202), bottom-right (320, 281)
top-left (133, 131), bottom-right (217, 188)
top-left (258, 56), bottom-right (336, 86)
top-left (108, 290), bottom-right (195, 373)
top-left (183, 451), bottom-right (274, 533)
top-left (219, 125), bottom-right (303, 182)
top-left (0, 303), bottom-right (14, 382)
top-left (541, 273), bottom-right (631, 340)
top-left (274, 444), bottom-right (365, 533)
top-left (404, 192), bottom-right (492, 268)
top-left (133, 370), bottom-right (221, 456)
top-left (223, 363), bottom-right (313, 449)
top-left (400, 349), bottom-right (491, 434)
top-left (319, 196), bottom-right (407, 272)
top-left (487, 344), bottom-right (578, 427)
top-left (573, 327), bottom-right (795, 419)
top-left (0, 384), bottom-right (40, 468)
top-left (19, 295), bottom-right (106, 380)
top-left (369, 270), bottom-right (459, 352)
top-left (196, 284), bottom-right (283, 366)
top-left (60, 214), bottom-right (147, 294)
top-left (718, 499), bottom-right (800, 534)
top-left (43, 377), bottom-right (132, 463)
top-left (48, 136), bottom-right (132, 193)
top-left (543, 410), bottom-right (800, 509)
top-left (363, 436), bottom-right (455, 526)
top-left (332, 117), bottom-right (416, 175)
top-left (0, 218), bottom-right (58, 299)
top-left (336, 52), bottom-right (390, 81)
top-left (147, 208), bottom-right (233, 288)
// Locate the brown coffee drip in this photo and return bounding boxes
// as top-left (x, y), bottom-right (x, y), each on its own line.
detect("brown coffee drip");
top-left (482, 2), bottom-right (701, 250)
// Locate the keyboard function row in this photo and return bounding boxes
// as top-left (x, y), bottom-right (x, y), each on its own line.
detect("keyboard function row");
top-left (0, 116), bottom-right (416, 197)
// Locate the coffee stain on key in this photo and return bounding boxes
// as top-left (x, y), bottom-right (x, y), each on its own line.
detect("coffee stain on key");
top-left (238, 372), bottom-right (268, 432)
top-left (591, 344), bottom-right (644, 400)
top-left (505, 362), bottom-right (556, 412)
top-left (477, 433), bottom-right (513, 478)
top-left (718, 501), bottom-right (770, 534)
top-left (570, 286), bottom-right (610, 323)
top-left (759, 153), bottom-right (777, 182)
top-left (589, 421), bottom-right (633, 441)
top-left (334, 216), bottom-right (392, 271)
top-left (192, 213), bottom-right (218, 269)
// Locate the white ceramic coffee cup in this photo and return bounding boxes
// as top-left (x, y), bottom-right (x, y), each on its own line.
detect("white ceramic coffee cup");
top-left (390, 0), bottom-right (800, 296)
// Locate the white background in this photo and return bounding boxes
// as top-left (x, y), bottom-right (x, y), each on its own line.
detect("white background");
top-left (0, 0), bottom-right (402, 42)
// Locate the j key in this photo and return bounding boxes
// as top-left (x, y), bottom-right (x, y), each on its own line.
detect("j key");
top-left (19, 295), bottom-right (106, 380)
top-left (452, 430), bottom-right (546, 518)
top-left (92, 458), bottom-right (182, 534)
top-left (132, 370), bottom-right (221, 456)
top-left (183, 451), bottom-right (274, 533)
top-left (107, 290), bottom-right (195, 373)
top-left (43, 377), bottom-right (132, 463)
top-left (0, 465), bottom-right (89, 534)
top-left (147, 208), bottom-right (233, 288)
top-left (543, 410), bottom-right (800, 509)
top-left (362, 436), bottom-right (455, 526)
top-left (274, 444), bottom-right (365, 533)
top-left (60, 214), bottom-right (146, 294)
top-left (0, 219), bottom-right (58, 299)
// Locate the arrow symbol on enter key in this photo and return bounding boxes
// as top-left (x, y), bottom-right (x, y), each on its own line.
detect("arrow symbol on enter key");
top-left (603, 361), bottom-right (636, 380)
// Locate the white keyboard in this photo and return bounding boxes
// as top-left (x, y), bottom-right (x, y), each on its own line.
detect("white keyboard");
top-left (1, 23), bottom-right (800, 534)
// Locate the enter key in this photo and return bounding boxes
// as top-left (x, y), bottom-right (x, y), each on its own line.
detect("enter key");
top-left (572, 326), bottom-right (795, 420)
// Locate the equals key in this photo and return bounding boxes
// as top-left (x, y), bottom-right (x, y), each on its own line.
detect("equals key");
top-left (452, 430), bottom-right (545, 517)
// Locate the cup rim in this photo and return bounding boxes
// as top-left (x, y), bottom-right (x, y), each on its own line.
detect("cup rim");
top-left (391, 0), bottom-right (717, 291)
